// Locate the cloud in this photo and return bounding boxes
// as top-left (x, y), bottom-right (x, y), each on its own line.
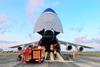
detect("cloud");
top-left (74, 35), bottom-right (88, 43)
top-left (74, 36), bottom-right (100, 44)
top-left (0, 39), bottom-right (18, 48)
top-left (0, 40), bottom-right (17, 44)
top-left (81, 38), bottom-right (100, 44)
top-left (0, 15), bottom-right (6, 24)
top-left (74, 36), bottom-right (100, 49)
top-left (26, 0), bottom-right (45, 19)
top-left (26, 0), bottom-right (61, 21)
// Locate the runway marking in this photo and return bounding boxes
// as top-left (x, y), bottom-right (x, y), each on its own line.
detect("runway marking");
top-left (45, 60), bottom-right (74, 63)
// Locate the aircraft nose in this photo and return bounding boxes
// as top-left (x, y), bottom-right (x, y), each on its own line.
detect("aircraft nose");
top-left (42, 8), bottom-right (57, 14)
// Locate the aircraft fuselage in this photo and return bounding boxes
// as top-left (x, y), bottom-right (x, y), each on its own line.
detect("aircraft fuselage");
top-left (38, 30), bottom-right (60, 53)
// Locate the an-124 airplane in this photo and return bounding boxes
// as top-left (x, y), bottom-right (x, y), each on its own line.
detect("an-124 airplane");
top-left (10, 8), bottom-right (93, 63)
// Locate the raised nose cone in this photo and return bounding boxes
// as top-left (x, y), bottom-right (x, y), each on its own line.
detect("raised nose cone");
top-left (34, 8), bottom-right (63, 34)
top-left (43, 8), bottom-right (56, 14)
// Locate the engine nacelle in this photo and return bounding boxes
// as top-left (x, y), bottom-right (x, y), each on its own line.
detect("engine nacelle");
top-left (18, 47), bottom-right (22, 51)
top-left (66, 45), bottom-right (72, 50)
top-left (79, 47), bottom-right (84, 52)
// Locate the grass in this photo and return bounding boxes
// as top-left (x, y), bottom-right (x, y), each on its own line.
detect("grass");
top-left (0, 52), bottom-right (17, 57)
top-left (80, 52), bottom-right (100, 57)
top-left (0, 51), bottom-right (100, 57)
top-left (62, 52), bottom-right (100, 57)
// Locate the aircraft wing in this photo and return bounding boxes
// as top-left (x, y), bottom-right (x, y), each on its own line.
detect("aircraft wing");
top-left (9, 45), bottom-right (23, 48)
top-left (58, 40), bottom-right (93, 49)
top-left (9, 40), bottom-right (93, 49)
top-left (9, 41), bottom-right (39, 48)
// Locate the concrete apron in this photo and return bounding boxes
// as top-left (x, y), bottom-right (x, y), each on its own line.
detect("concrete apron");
top-left (45, 52), bottom-right (74, 63)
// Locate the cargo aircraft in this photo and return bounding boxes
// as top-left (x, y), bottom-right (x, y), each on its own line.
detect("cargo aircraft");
top-left (10, 8), bottom-right (93, 63)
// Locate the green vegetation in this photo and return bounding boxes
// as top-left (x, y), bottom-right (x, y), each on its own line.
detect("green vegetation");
top-left (0, 52), bottom-right (17, 57)
top-left (62, 52), bottom-right (100, 57)
top-left (1, 51), bottom-right (100, 57)
top-left (80, 52), bottom-right (100, 57)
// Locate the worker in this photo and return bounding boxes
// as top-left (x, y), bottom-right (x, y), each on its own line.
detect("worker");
top-left (17, 47), bottom-right (23, 61)
top-left (23, 45), bottom-right (32, 64)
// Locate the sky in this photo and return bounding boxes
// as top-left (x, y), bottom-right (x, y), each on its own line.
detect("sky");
top-left (0, 0), bottom-right (100, 51)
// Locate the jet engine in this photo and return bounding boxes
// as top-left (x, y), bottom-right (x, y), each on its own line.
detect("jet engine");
top-left (18, 47), bottom-right (22, 51)
top-left (78, 47), bottom-right (84, 52)
top-left (66, 45), bottom-right (73, 50)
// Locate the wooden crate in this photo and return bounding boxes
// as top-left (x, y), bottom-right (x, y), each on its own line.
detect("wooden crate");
top-left (33, 49), bottom-right (42, 59)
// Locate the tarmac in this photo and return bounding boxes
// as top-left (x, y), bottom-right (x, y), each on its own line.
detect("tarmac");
top-left (0, 55), bottom-right (100, 67)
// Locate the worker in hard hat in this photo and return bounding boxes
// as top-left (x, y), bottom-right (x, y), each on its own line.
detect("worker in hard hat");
top-left (23, 45), bottom-right (32, 64)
